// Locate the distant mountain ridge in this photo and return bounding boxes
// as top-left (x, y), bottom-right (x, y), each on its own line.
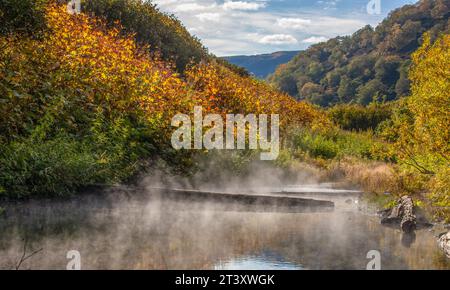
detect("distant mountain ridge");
top-left (223, 51), bottom-right (300, 79)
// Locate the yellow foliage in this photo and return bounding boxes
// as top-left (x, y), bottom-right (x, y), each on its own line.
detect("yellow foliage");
top-left (185, 61), bottom-right (329, 135)
top-left (386, 33), bottom-right (449, 174)
top-left (408, 33), bottom-right (450, 160)
top-left (0, 4), bottom-right (327, 147)
top-left (381, 33), bottom-right (450, 221)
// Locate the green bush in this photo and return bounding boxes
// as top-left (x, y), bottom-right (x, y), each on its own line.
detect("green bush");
top-left (294, 130), bottom-right (338, 159)
top-left (292, 128), bottom-right (375, 160)
top-left (0, 113), bottom-right (157, 198)
top-left (0, 136), bottom-right (101, 198)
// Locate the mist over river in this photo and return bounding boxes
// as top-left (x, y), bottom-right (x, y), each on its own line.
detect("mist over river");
top-left (0, 184), bottom-right (449, 270)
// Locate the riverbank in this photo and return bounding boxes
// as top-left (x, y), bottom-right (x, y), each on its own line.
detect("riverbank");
top-left (309, 156), bottom-right (448, 224)
top-left (0, 148), bottom-right (447, 225)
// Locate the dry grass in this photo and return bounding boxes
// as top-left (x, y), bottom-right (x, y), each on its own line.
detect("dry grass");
top-left (320, 157), bottom-right (449, 222)
top-left (324, 157), bottom-right (398, 194)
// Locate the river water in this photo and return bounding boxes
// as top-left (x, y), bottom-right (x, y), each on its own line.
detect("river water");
top-left (0, 185), bottom-right (449, 270)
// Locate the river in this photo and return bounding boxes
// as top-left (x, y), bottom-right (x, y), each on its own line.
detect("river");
top-left (0, 184), bottom-right (449, 270)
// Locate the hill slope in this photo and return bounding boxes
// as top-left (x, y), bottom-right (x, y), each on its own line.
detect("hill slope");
top-left (0, 2), bottom-right (325, 197)
top-left (223, 51), bottom-right (300, 79)
top-left (0, 0), bottom-right (210, 71)
top-left (268, 0), bottom-right (449, 106)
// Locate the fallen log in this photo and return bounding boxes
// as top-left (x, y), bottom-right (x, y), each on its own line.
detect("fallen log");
top-left (151, 188), bottom-right (335, 213)
top-left (438, 232), bottom-right (450, 258)
top-left (271, 189), bottom-right (362, 197)
top-left (381, 195), bottom-right (417, 233)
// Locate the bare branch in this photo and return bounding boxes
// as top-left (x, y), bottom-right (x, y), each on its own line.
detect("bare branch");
top-left (15, 238), bottom-right (43, 270)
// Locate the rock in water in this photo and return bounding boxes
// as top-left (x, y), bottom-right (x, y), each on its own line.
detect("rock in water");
top-left (381, 195), bottom-right (417, 233)
top-left (438, 232), bottom-right (450, 258)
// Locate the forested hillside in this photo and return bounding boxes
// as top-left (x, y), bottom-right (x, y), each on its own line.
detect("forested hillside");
top-left (0, 1), bottom-right (324, 198)
top-left (269, 0), bottom-right (449, 106)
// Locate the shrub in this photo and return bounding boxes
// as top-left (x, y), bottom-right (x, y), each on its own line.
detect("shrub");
top-left (328, 103), bottom-right (392, 131)
top-left (291, 128), bottom-right (375, 160)
top-left (0, 136), bottom-right (100, 198)
top-left (293, 130), bottom-right (338, 159)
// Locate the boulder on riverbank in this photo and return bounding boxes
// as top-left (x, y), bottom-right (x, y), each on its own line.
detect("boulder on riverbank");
top-left (438, 232), bottom-right (450, 258)
top-left (380, 195), bottom-right (417, 233)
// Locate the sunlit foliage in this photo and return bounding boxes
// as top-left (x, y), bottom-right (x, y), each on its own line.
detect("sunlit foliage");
top-left (185, 62), bottom-right (327, 132)
top-left (83, 0), bottom-right (209, 71)
top-left (380, 33), bottom-right (449, 220)
top-left (0, 4), bottom-right (325, 197)
top-left (384, 33), bottom-right (449, 174)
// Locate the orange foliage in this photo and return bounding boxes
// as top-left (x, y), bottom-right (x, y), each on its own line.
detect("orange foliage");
top-left (43, 5), bottom-right (192, 118)
top-left (1, 4), bottom-right (327, 144)
top-left (186, 62), bottom-right (328, 133)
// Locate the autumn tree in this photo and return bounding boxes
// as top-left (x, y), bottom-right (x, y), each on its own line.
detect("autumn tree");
top-left (402, 33), bottom-right (449, 172)
top-left (381, 33), bottom-right (449, 210)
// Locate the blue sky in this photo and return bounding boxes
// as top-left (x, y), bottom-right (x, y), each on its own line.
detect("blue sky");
top-left (153, 0), bottom-right (418, 56)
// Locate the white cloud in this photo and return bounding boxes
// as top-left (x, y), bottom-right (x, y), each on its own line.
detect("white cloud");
top-left (317, 0), bottom-right (341, 8)
top-left (153, 0), bottom-right (382, 55)
top-left (277, 18), bottom-right (311, 29)
top-left (196, 12), bottom-right (221, 22)
top-left (310, 17), bottom-right (364, 35)
top-left (223, 1), bottom-right (266, 11)
top-left (259, 34), bottom-right (298, 45)
top-left (173, 3), bottom-right (215, 12)
top-left (302, 36), bottom-right (328, 44)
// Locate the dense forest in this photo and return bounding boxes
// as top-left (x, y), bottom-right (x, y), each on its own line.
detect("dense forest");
top-left (0, 0), bottom-right (448, 221)
top-left (269, 0), bottom-right (449, 106)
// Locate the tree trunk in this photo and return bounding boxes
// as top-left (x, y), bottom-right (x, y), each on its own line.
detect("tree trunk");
top-left (381, 195), bottom-right (417, 233)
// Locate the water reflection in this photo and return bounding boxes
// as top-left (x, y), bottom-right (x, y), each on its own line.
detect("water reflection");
top-left (401, 232), bottom-right (417, 248)
top-left (0, 187), bottom-right (449, 270)
top-left (215, 254), bottom-right (303, 270)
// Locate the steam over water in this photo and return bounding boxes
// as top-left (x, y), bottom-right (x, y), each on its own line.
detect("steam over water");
top-left (0, 183), bottom-right (449, 270)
